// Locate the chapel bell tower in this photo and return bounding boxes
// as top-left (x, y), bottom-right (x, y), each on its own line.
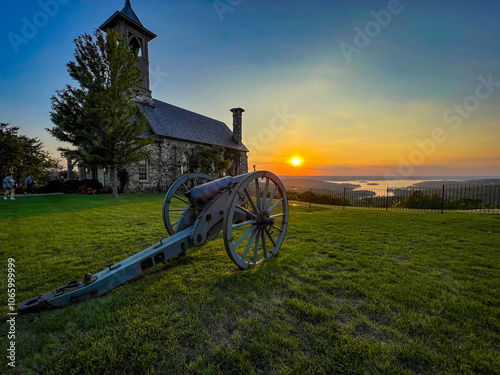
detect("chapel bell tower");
top-left (100, 0), bottom-right (157, 102)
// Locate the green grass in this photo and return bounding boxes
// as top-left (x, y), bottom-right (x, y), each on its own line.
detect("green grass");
top-left (1, 194), bottom-right (499, 374)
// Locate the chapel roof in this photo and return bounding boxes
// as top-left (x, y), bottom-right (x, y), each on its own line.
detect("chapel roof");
top-left (121, 0), bottom-right (142, 25)
top-left (136, 99), bottom-right (249, 152)
top-left (100, 0), bottom-right (157, 40)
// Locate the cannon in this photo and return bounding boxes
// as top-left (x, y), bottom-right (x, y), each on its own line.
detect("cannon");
top-left (18, 171), bottom-right (289, 312)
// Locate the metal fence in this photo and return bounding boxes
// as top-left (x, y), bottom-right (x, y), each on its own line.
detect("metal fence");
top-left (287, 185), bottom-right (500, 214)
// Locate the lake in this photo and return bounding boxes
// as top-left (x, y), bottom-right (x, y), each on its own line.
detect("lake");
top-left (326, 179), bottom-right (425, 191)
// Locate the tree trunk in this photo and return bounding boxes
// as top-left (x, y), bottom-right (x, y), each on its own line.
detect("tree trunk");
top-left (15, 168), bottom-right (22, 186)
top-left (110, 167), bottom-right (119, 199)
top-left (67, 158), bottom-right (73, 180)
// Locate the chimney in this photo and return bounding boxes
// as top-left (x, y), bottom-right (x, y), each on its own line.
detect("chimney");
top-left (230, 107), bottom-right (245, 145)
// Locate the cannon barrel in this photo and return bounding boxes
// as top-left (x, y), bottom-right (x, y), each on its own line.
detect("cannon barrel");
top-left (185, 176), bottom-right (233, 208)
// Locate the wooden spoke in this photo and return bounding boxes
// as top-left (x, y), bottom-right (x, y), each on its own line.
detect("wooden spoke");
top-left (244, 188), bottom-right (259, 214)
top-left (269, 198), bottom-right (283, 214)
top-left (255, 179), bottom-right (261, 211)
top-left (235, 226), bottom-right (255, 248)
top-left (232, 220), bottom-right (256, 229)
top-left (169, 209), bottom-right (187, 212)
top-left (173, 194), bottom-right (189, 205)
top-left (266, 186), bottom-right (278, 210)
top-left (261, 230), bottom-right (267, 258)
top-left (271, 225), bottom-right (283, 232)
top-left (265, 228), bottom-right (276, 247)
top-left (262, 178), bottom-right (269, 207)
top-left (236, 204), bottom-right (257, 218)
top-left (270, 213), bottom-right (285, 219)
top-left (253, 231), bottom-right (260, 264)
top-left (242, 229), bottom-right (258, 261)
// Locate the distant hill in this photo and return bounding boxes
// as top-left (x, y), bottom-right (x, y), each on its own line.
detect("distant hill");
top-left (413, 179), bottom-right (500, 189)
top-left (281, 178), bottom-right (360, 191)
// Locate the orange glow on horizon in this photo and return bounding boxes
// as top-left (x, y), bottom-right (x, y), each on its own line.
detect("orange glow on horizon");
top-left (248, 148), bottom-right (329, 176)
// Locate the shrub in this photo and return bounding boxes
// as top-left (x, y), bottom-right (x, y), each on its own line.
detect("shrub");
top-left (65, 180), bottom-right (82, 194)
top-left (444, 198), bottom-right (483, 210)
top-left (395, 190), bottom-right (442, 209)
top-left (286, 190), bottom-right (351, 206)
top-left (80, 187), bottom-right (97, 195)
top-left (98, 187), bottom-right (113, 195)
top-left (37, 180), bottom-right (64, 194)
top-left (14, 184), bottom-right (40, 194)
top-left (36, 179), bottom-right (104, 195)
top-left (78, 179), bottom-right (103, 191)
top-left (287, 191), bottom-right (301, 201)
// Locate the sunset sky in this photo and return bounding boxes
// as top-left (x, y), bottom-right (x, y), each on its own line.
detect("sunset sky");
top-left (1, 0), bottom-right (499, 177)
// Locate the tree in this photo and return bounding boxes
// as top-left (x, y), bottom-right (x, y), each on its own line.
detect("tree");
top-left (0, 123), bottom-right (58, 183)
top-left (190, 145), bottom-right (232, 177)
top-left (47, 29), bottom-right (153, 199)
top-left (0, 123), bottom-right (19, 179)
top-left (12, 135), bottom-right (59, 184)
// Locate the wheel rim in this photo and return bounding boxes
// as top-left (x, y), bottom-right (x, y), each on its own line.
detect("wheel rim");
top-left (163, 173), bottom-right (213, 235)
top-left (223, 171), bottom-right (289, 270)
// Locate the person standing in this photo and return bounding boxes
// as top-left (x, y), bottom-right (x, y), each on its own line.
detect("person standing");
top-left (3, 173), bottom-right (16, 201)
top-left (25, 175), bottom-right (33, 194)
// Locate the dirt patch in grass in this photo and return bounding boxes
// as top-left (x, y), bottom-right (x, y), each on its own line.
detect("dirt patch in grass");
top-left (394, 255), bottom-right (411, 264)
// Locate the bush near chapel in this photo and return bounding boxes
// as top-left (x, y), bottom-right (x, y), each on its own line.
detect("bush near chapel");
top-left (34, 179), bottom-right (105, 195)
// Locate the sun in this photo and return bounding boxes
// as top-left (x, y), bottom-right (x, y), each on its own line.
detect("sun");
top-left (291, 157), bottom-right (302, 166)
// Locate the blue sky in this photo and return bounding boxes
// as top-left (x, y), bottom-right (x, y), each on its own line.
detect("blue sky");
top-left (1, 0), bottom-right (499, 176)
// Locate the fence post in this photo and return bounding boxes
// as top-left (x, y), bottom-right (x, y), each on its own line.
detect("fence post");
top-left (309, 188), bottom-right (312, 208)
top-left (343, 188), bottom-right (346, 210)
top-left (386, 187), bottom-right (389, 212)
top-left (441, 184), bottom-right (445, 214)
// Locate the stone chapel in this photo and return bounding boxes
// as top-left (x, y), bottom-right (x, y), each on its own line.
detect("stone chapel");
top-left (79, 0), bottom-right (249, 192)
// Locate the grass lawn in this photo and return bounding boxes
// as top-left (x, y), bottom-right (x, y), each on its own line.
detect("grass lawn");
top-left (1, 194), bottom-right (499, 374)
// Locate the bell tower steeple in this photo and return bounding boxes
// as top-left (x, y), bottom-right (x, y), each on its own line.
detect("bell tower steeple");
top-left (100, 1), bottom-right (157, 103)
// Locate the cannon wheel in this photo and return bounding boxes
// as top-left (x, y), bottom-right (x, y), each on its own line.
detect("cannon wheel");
top-left (223, 171), bottom-right (289, 270)
top-left (163, 173), bottom-right (213, 235)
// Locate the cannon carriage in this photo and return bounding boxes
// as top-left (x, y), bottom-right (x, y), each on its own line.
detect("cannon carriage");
top-left (19, 171), bottom-right (289, 312)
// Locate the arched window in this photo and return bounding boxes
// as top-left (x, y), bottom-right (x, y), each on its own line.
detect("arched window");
top-left (181, 153), bottom-right (189, 175)
top-left (129, 36), bottom-right (142, 58)
top-left (138, 159), bottom-right (149, 181)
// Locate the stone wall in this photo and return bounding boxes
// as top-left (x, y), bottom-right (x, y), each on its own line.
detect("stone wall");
top-left (238, 152), bottom-right (249, 176)
top-left (125, 138), bottom-right (248, 193)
